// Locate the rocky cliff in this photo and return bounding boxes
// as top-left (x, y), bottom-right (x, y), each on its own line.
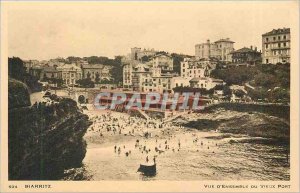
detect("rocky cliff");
top-left (9, 79), bottom-right (92, 180)
top-left (176, 106), bottom-right (290, 144)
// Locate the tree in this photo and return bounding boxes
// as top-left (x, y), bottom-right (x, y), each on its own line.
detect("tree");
top-left (78, 95), bottom-right (86, 104)
top-left (76, 78), bottom-right (95, 88)
top-left (171, 53), bottom-right (193, 75)
top-left (141, 56), bottom-right (150, 62)
top-left (213, 84), bottom-right (231, 96)
top-left (95, 72), bottom-right (100, 83)
top-left (42, 73), bottom-right (48, 81)
top-left (234, 89), bottom-right (246, 98)
top-left (8, 57), bottom-right (42, 92)
top-left (110, 56), bottom-right (123, 85)
top-left (86, 71), bottom-right (91, 79)
top-left (8, 57), bottom-right (26, 81)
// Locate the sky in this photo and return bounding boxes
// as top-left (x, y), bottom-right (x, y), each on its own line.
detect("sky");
top-left (6, 1), bottom-right (297, 60)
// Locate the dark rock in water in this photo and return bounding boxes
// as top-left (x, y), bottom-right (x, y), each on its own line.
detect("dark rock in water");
top-left (8, 80), bottom-right (92, 180)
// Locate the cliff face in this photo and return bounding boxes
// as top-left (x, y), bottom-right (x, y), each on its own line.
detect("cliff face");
top-left (8, 79), bottom-right (92, 180)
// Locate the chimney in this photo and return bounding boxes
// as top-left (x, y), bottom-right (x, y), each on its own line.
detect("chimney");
top-left (250, 46), bottom-right (253, 50)
top-left (207, 39), bottom-right (210, 44)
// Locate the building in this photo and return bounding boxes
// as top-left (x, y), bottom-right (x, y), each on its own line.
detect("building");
top-left (147, 53), bottom-right (174, 71)
top-left (81, 64), bottom-right (113, 82)
top-left (123, 52), bottom-right (174, 90)
top-left (195, 38), bottom-right (235, 62)
top-left (230, 46), bottom-right (262, 65)
top-left (132, 63), bottom-right (151, 91)
top-left (189, 77), bottom-right (224, 90)
top-left (171, 77), bottom-right (191, 89)
top-left (82, 64), bottom-right (103, 82)
top-left (101, 66), bottom-right (113, 81)
top-left (57, 64), bottom-right (82, 86)
top-left (180, 58), bottom-right (214, 78)
top-left (42, 66), bottom-right (59, 79)
top-left (130, 62), bottom-right (174, 93)
top-left (122, 57), bottom-right (135, 88)
top-left (131, 47), bottom-right (158, 61)
top-left (24, 60), bottom-right (39, 72)
top-left (262, 28), bottom-right (290, 64)
top-left (28, 65), bottom-right (43, 79)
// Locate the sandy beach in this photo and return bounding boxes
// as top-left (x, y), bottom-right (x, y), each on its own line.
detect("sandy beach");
top-left (82, 109), bottom-right (290, 181)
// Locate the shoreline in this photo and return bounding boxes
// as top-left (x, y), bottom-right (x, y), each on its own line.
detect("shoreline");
top-left (78, 108), bottom-right (290, 181)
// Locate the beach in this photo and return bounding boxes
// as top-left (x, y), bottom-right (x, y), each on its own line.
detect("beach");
top-left (81, 109), bottom-right (290, 181)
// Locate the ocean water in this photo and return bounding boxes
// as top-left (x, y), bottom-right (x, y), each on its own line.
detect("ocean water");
top-left (83, 130), bottom-right (289, 181)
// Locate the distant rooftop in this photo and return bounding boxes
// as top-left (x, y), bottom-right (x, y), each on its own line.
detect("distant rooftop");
top-left (82, 64), bottom-right (104, 69)
top-left (262, 28), bottom-right (290, 36)
top-left (214, 38), bottom-right (235, 43)
top-left (231, 47), bottom-right (260, 54)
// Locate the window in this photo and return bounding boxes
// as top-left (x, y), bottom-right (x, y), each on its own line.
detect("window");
top-left (278, 36), bottom-right (281, 40)
top-left (183, 63), bottom-right (185, 67)
top-left (273, 37), bottom-right (276, 41)
top-left (266, 37), bottom-right (269, 42)
top-left (266, 44), bottom-right (268, 49)
top-left (284, 35), bottom-right (286, 39)
top-left (284, 42), bottom-right (286, 47)
top-left (183, 69), bottom-right (185, 72)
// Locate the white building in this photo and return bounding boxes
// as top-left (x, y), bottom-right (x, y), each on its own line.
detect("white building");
top-left (195, 38), bottom-right (235, 62)
top-left (57, 64), bottom-right (82, 86)
top-left (181, 58), bottom-right (215, 78)
top-left (147, 53), bottom-right (174, 71)
top-left (131, 47), bottom-right (158, 61)
top-left (189, 77), bottom-right (224, 90)
top-left (171, 77), bottom-right (191, 88)
top-left (262, 28), bottom-right (290, 64)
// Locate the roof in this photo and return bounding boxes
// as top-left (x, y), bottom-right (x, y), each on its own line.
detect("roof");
top-left (211, 78), bottom-right (223, 82)
top-left (262, 28), bottom-right (290, 36)
top-left (82, 64), bottom-right (104, 69)
top-left (230, 47), bottom-right (260, 54)
top-left (43, 67), bottom-right (58, 72)
top-left (189, 77), bottom-right (209, 82)
top-left (215, 38), bottom-right (235, 43)
top-left (57, 63), bottom-right (81, 71)
top-left (150, 53), bottom-right (172, 59)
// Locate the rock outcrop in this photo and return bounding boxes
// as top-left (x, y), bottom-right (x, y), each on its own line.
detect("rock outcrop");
top-left (8, 79), bottom-right (92, 180)
top-left (178, 107), bottom-right (290, 144)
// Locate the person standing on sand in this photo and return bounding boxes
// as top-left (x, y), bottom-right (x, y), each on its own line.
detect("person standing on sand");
top-left (146, 156), bottom-right (149, 163)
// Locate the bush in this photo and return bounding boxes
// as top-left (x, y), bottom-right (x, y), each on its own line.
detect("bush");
top-left (76, 78), bottom-right (95, 88)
